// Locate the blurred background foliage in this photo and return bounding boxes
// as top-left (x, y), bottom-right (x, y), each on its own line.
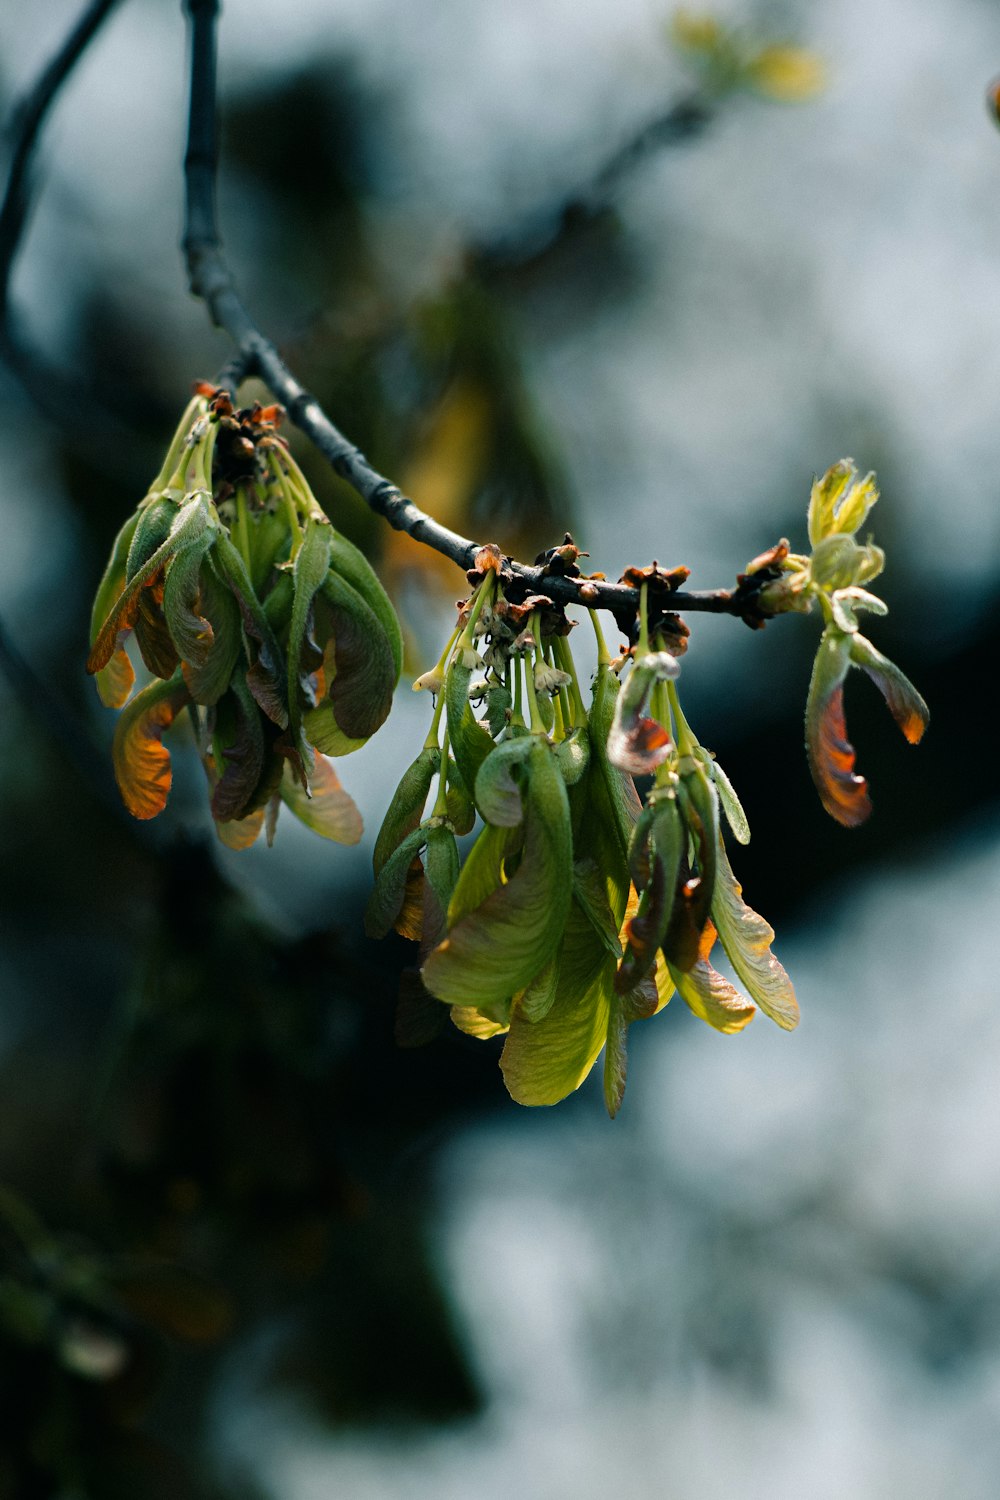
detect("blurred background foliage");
top-left (1, 0), bottom-right (999, 1495)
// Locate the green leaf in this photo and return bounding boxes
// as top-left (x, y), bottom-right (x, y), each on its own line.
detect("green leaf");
top-left (279, 754), bottom-right (362, 845)
top-left (372, 746), bottom-right (440, 875)
top-left (301, 700), bottom-right (367, 757)
top-left (422, 741), bottom-right (571, 1009)
top-left (849, 633), bottom-right (929, 745)
top-left (805, 626), bottom-right (871, 827)
top-left (112, 671), bottom-right (190, 821)
top-left (475, 736), bottom-right (534, 826)
top-left (712, 838), bottom-right (799, 1030)
top-left (617, 796), bottom-right (684, 993)
top-left (211, 531), bottom-right (289, 728)
top-left (807, 459), bottom-right (854, 547)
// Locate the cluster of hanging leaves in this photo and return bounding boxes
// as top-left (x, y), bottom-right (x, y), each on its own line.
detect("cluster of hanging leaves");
top-left (747, 460), bottom-right (930, 827)
top-left (87, 386), bottom-right (402, 848)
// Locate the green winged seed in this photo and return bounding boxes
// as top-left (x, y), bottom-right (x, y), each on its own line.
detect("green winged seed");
top-left (422, 741), bottom-right (572, 1010)
top-left (182, 555), bottom-right (243, 706)
top-left (475, 736), bottom-right (534, 826)
top-left (518, 954), bottom-right (559, 1024)
top-left (288, 519), bottom-right (333, 744)
top-left (365, 824), bottom-right (429, 939)
top-left (126, 495), bottom-right (180, 581)
top-left (319, 571), bottom-right (396, 742)
top-left (698, 751), bottom-right (750, 845)
top-left (500, 900), bottom-right (615, 1107)
top-left (555, 726), bottom-right (590, 786)
top-left (445, 658), bottom-right (494, 798)
top-left (589, 665), bottom-right (643, 864)
top-left (848, 633), bottom-right (929, 744)
top-left (712, 837), bottom-right (799, 1030)
top-left (328, 526), bottom-right (403, 682)
top-left (89, 511), bottom-right (141, 707)
top-left (88, 495), bottom-right (215, 676)
top-left (373, 746), bottom-right (440, 875)
top-left (162, 531), bottom-right (217, 663)
top-left (666, 955), bottom-right (756, 1034)
top-left (278, 756), bottom-right (362, 845)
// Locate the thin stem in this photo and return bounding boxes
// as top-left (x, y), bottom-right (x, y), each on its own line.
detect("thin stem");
top-left (180, 0), bottom-right (774, 631)
top-left (432, 728), bottom-right (451, 818)
top-left (0, 0), bottom-right (123, 327)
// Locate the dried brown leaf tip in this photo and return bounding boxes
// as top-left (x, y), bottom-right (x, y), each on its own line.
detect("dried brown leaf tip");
top-left (534, 533), bottom-right (588, 578)
top-left (739, 538), bottom-right (789, 581)
top-left (471, 542), bottom-right (505, 578)
top-left (619, 562), bottom-right (691, 592)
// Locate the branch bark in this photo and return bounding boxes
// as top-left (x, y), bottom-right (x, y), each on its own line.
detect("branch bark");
top-left (182, 0), bottom-right (772, 629)
top-left (0, 0), bottom-right (123, 326)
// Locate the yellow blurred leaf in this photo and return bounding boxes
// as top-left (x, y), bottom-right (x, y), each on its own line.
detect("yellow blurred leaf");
top-left (747, 45), bottom-right (826, 101)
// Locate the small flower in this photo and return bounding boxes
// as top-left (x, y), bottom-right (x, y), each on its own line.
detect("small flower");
top-left (533, 662), bottom-right (572, 696)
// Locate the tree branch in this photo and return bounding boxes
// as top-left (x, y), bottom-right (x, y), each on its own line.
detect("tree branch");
top-left (0, 0), bottom-right (123, 326)
top-left (182, 0), bottom-right (769, 628)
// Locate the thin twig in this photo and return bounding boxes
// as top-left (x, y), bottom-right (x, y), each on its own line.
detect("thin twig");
top-left (182, 0), bottom-right (765, 627)
top-left (0, 0), bottom-right (123, 325)
top-left (472, 96), bottom-right (712, 273)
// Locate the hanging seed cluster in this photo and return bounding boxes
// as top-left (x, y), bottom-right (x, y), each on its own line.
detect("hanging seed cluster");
top-left (87, 386), bottom-right (402, 848)
top-left (88, 388), bottom-right (928, 1113)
